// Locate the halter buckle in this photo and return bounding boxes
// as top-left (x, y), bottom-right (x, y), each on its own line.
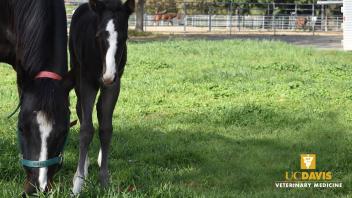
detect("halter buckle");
top-left (58, 153), bottom-right (64, 164)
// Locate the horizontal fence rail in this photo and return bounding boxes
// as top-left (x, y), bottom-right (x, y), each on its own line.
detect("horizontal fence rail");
top-left (65, 1), bottom-right (343, 34)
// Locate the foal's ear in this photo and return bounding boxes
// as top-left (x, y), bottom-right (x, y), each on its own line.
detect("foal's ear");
top-left (89, 0), bottom-right (105, 14)
top-left (124, 0), bottom-right (135, 13)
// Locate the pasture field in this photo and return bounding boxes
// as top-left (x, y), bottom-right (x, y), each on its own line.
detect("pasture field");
top-left (1, 39), bottom-right (352, 197)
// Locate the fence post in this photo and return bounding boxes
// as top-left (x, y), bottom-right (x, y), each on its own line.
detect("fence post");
top-left (143, 13), bottom-right (146, 32)
top-left (183, 2), bottom-right (187, 32)
top-left (237, 7), bottom-right (241, 32)
top-left (208, 6), bottom-right (212, 32)
top-left (281, 16), bottom-right (284, 30)
top-left (337, 16), bottom-right (339, 31)
top-left (312, 3), bottom-right (315, 36)
top-left (229, 2), bottom-right (233, 35)
top-left (267, 3), bottom-right (270, 15)
top-left (242, 15), bottom-right (245, 32)
top-left (321, 5), bottom-right (324, 31)
top-left (272, 2), bottom-right (276, 35)
top-left (271, 3), bottom-right (274, 30)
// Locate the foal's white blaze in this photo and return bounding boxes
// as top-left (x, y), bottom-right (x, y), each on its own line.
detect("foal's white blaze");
top-left (37, 111), bottom-right (53, 191)
top-left (103, 19), bottom-right (118, 84)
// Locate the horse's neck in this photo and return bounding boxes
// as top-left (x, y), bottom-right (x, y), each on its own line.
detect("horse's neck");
top-left (49, 0), bottom-right (67, 76)
top-left (15, 0), bottom-right (68, 77)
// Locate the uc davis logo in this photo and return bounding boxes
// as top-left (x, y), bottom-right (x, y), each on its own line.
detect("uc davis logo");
top-left (300, 154), bottom-right (316, 170)
top-left (275, 154), bottom-right (342, 188)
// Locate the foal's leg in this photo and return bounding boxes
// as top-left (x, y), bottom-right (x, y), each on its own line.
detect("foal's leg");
top-left (74, 87), bottom-right (82, 122)
top-left (71, 55), bottom-right (82, 122)
top-left (96, 80), bottom-right (121, 187)
top-left (72, 80), bottom-right (99, 195)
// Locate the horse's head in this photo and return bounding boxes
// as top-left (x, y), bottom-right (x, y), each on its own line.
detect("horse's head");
top-left (19, 76), bottom-right (72, 194)
top-left (90, 0), bottom-right (134, 85)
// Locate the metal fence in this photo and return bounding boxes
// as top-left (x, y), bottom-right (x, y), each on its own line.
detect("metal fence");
top-left (65, 1), bottom-right (343, 34)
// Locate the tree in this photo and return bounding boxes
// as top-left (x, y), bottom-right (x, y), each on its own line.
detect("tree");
top-left (135, 0), bottom-right (145, 32)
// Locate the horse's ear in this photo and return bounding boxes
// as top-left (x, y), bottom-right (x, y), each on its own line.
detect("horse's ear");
top-left (124, 0), bottom-right (135, 13)
top-left (89, 0), bottom-right (105, 14)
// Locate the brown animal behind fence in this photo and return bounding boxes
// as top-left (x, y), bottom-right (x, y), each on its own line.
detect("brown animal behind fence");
top-left (295, 17), bottom-right (308, 30)
top-left (154, 10), bottom-right (182, 26)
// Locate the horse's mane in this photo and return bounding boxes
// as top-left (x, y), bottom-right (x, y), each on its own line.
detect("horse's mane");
top-left (12, 0), bottom-right (69, 118)
top-left (29, 78), bottom-right (69, 121)
top-left (13, 0), bottom-right (53, 77)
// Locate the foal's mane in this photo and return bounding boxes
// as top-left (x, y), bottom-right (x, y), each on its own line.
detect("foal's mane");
top-left (101, 0), bottom-right (125, 10)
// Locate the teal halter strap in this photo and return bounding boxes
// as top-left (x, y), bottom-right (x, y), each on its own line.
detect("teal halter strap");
top-left (21, 155), bottom-right (63, 168)
top-left (17, 128), bottom-right (68, 168)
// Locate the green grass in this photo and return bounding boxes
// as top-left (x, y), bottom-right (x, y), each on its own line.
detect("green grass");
top-left (128, 30), bottom-right (153, 37)
top-left (1, 39), bottom-right (352, 197)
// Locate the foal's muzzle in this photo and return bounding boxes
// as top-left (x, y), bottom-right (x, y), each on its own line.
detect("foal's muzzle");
top-left (102, 75), bottom-right (116, 85)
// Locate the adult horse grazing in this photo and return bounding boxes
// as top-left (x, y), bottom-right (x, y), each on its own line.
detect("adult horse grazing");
top-left (69, 0), bottom-right (134, 194)
top-left (0, 0), bottom-right (71, 195)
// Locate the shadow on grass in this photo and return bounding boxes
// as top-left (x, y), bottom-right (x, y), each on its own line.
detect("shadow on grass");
top-left (1, 104), bottom-right (351, 197)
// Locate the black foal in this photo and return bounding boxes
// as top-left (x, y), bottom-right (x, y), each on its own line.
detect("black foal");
top-left (69, 0), bottom-right (134, 194)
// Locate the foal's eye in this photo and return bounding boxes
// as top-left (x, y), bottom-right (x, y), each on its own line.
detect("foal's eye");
top-left (96, 31), bottom-right (107, 38)
top-left (96, 31), bottom-right (102, 38)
